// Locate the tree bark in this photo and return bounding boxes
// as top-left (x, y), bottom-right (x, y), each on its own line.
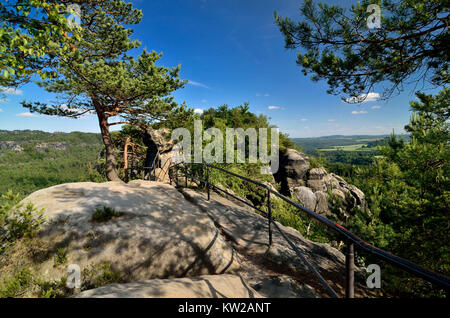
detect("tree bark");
top-left (124, 137), bottom-right (130, 183)
top-left (93, 98), bottom-right (120, 181)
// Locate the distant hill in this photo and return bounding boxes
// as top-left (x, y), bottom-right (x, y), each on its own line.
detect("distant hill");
top-left (0, 130), bottom-right (104, 203)
top-left (291, 134), bottom-right (409, 166)
top-left (291, 135), bottom-right (389, 153)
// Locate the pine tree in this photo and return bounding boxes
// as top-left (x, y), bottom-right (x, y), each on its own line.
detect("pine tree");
top-left (0, 0), bottom-right (86, 86)
top-left (22, 1), bottom-right (188, 180)
top-left (275, 0), bottom-right (449, 101)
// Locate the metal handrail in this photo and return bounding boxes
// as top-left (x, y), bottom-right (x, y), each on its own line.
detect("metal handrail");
top-left (170, 162), bottom-right (450, 298)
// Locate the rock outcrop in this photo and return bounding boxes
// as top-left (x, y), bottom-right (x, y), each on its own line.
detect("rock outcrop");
top-left (0, 141), bottom-right (24, 153)
top-left (0, 141), bottom-right (69, 153)
top-left (273, 149), bottom-right (310, 194)
top-left (18, 181), bottom-right (239, 285)
top-left (4, 180), bottom-right (362, 298)
top-left (143, 128), bottom-right (174, 182)
top-left (74, 274), bottom-right (262, 298)
top-left (35, 142), bottom-right (68, 152)
top-left (275, 149), bottom-right (367, 218)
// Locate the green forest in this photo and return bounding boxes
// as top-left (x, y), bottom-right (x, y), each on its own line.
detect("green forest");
top-left (0, 130), bottom-right (104, 204)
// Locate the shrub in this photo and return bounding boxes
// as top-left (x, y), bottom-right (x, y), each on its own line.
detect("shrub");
top-left (0, 268), bottom-right (34, 298)
top-left (53, 248), bottom-right (68, 266)
top-left (82, 262), bottom-right (123, 290)
top-left (0, 191), bottom-right (44, 246)
top-left (92, 206), bottom-right (124, 222)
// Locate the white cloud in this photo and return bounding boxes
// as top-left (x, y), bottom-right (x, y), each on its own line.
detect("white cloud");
top-left (256, 93), bottom-right (270, 97)
top-left (0, 108), bottom-right (3, 112)
top-left (187, 80), bottom-right (210, 89)
top-left (351, 110), bottom-right (368, 115)
top-left (300, 118), bottom-right (308, 122)
top-left (328, 119), bottom-right (336, 122)
top-left (345, 92), bottom-right (380, 103)
top-left (193, 108), bottom-right (204, 114)
top-left (264, 93), bottom-right (270, 97)
top-left (0, 87), bottom-right (23, 95)
top-left (268, 105), bottom-right (281, 110)
top-left (16, 112), bottom-right (39, 118)
top-left (371, 105), bottom-right (381, 109)
top-left (201, 99), bottom-right (207, 103)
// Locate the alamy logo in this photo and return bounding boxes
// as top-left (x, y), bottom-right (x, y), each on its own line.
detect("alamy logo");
top-left (366, 264), bottom-right (381, 288)
top-left (66, 264), bottom-right (81, 289)
top-left (66, 4), bottom-right (81, 29)
top-left (366, 4), bottom-right (381, 29)
top-left (171, 120), bottom-right (279, 174)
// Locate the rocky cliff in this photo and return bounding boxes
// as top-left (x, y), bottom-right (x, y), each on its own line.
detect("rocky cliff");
top-left (274, 149), bottom-right (367, 219)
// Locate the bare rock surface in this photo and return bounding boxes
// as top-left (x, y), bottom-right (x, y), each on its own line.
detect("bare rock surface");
top-left (253, 276), bottom-right (318, 298)
top-left (275, 148), bottom-right (368, 217)
top-left (273, 149), bottom-right (310, 194)
top-left (20, 180), bottom-right (239, 283)
top-left (179, 188), bottom-right (346, 274)
top-left (73, 274), bottom-right (262, 298)
top-left (13, 180), bottom-right (369, 298)
top-left (0, 141), bottom-right (24, 153)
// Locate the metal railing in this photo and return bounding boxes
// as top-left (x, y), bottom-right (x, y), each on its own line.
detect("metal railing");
top-left (169, 162), bottom-right (450, 298)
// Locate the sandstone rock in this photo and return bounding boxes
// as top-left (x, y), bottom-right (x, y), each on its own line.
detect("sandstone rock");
top-left (331, 188), bottom-right (346, 201)
top-left (143, 128), bottom-right (174, 182)
top-left (73, 274), bottom-right (262, 298)
top-left (253, 276), bottom-right (319, 298)
top-left (293, 186), bottom-right (317, 211)
top-left (180, 188), bottom-right (346, 274)
top-left (314, 191), bottom-right (329, 215)
top-left (0, 141), bottom-right (24, 153)
top-left (305, 168), bottom-right (367, 217)
top-left (20, 181), bottom-right (239, 284)
top-left (274, 149), bottom-right (310, 195)
top-left (35, 142), bottom-right (68, 152)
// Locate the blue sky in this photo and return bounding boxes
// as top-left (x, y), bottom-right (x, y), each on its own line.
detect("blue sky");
top-left (0, 0), bottom-right (435, 137)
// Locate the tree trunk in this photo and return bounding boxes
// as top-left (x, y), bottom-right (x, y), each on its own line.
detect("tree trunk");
top-left (93, 98), bottom-right (120, 181)
top-left (124, 137), bottom-right (130, 183)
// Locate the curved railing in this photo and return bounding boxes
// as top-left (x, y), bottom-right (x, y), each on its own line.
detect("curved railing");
top-left (169, 162), bottom-right (450, 298)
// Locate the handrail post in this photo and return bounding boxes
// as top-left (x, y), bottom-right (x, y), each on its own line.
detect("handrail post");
top-left (206, 164), bottom-right (210, 201)
top-left (267, 187), bottom-right (273, 246)
top-left (346, 241), bottom-right (355, 298)
top-left (185, 166), bottom-right (188, 188)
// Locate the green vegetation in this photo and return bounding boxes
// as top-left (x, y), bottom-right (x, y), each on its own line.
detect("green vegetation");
top-left (0, 130), bottom-right (104, 204)
top-left (0, 0), bottom-right (76, 86)
top-left (53, 248), bottom-right (68, 267)
top-left (22, 0), bottom-right (191, 181)
top-left (334, 89), bottom-right (449, 297)
top-left (0, 190), bottom-right (44, 246)
top-left (0, 267), bottom-right (34, 298)
top-left (92, 206), bottom-right (124, 222)
top-left (275, 0), bottom-right (448, 99)
top-left (81, 262), bottom-right (123, 290)
top-left (291, 135), bottom-right (410, 166)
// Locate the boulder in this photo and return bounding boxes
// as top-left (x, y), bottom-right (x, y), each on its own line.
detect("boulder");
top-left (18, 181), bottom-right (239, 285)
top-left (143, 128), bottom-right (174, 182)
top-left (314, 191), bottom-right (330, 215)
top-left (0, 141), bottom-right (24, 153)
top-left (253, 276), bottom-right (318, 298)
top-left (293, 186), bottom-right (317, 211)
top-left (74, 274), bottom-right (262, 298)
top-left (274, 149), bottom-right (310, 195)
